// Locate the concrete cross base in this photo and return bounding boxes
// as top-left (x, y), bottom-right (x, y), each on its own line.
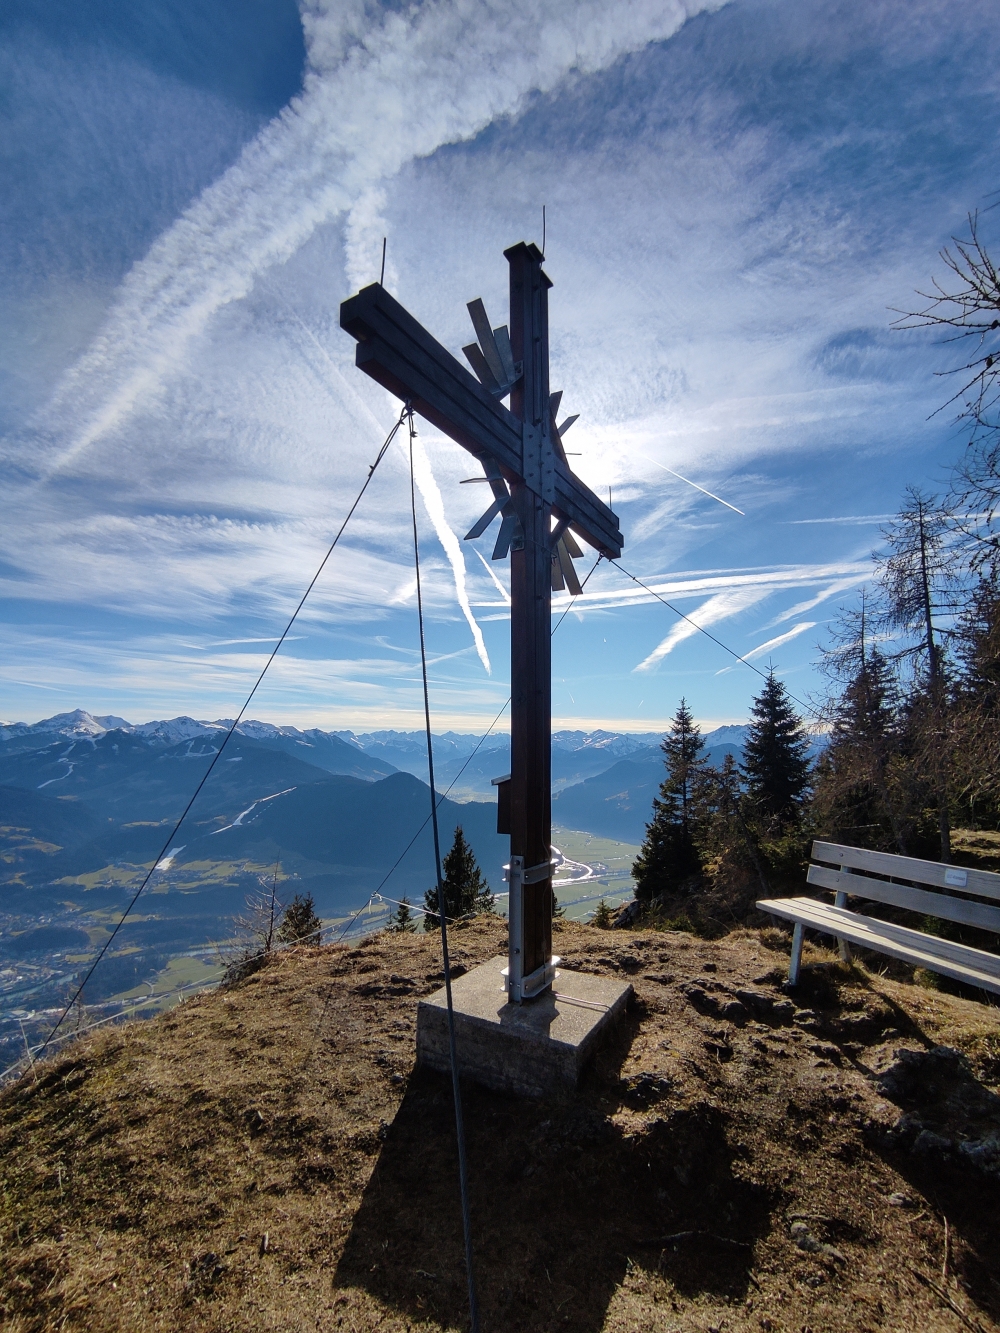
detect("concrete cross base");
top-left (416, 955), bottom-right (632, 1098)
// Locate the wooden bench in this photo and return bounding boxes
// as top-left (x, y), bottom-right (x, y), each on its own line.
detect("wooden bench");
top-left (757, 840), bottom-right (1000, 995)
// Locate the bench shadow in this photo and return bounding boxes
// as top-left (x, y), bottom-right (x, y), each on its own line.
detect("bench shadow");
top-left (334, 1008), bottom-right (775, 1331)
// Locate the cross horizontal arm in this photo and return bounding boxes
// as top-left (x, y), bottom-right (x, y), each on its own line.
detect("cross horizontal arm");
top-left (340, 283), bottom-right (623, 557)
top-left (342, 283), bottom-right (523, 478)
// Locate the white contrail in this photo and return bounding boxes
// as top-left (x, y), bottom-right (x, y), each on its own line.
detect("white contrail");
top-left (634, 587), bottom-right (768, 671)
top-left (29, 0), bottom-right (729, 477)
top-left (564, 559), bottom-right (871, 616)
top-left (642, 455), bottom-right (745, 514)
top-left (786, 515), bottom-right (894, 525)
top-left (742, 619), bottom-right (817, 659)
top-left (714, 621), bottom-right (816, 675)
top-left (475, 549), bottom-right (512, 606)
top-left (758, 578), bottom-right (861, 630)
top-left (407, 433), bottom-right (491, 675)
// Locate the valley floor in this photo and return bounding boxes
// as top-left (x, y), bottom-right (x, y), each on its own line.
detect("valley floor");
top-left (1, 919), bottom-right (998, 1332)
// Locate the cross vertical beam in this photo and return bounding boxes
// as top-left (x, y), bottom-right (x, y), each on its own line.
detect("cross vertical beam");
top-left (506, 243), bottom-right (553, 990)
top-left (339, 242), bottom-right (624, 1006)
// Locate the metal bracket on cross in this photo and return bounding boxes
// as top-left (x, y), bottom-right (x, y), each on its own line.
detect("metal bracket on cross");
top-left (502, 855), bottom-right (561, 1003)
top-left (462, 456), bottom-right (524, 560)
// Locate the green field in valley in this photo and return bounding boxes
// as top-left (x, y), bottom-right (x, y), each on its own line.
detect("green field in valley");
top-left (551, 826), bottom-right (638, 921)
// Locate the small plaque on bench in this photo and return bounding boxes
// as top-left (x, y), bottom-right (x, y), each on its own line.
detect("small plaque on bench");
top-left (945, 868), bottom-right (968, 888)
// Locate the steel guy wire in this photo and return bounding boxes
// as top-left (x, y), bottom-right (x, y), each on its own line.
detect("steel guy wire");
top-left (362, 551), bottom-right (603, 908)
top-left (606, 556), bottom-right (822, 721)
top-left (33, 407), bottom-right (409, 1063)
top-left (408, 408), bottom-right (480, 1333)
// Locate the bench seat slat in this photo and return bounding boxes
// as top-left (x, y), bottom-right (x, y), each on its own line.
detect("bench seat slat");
top-left (812, 840), bottom-right (1000, 903)
top-left (757, 897), bottom-right (1000, 994)
top-left (764, 897), bottom-right (1000, 973)
top-left (806, 864), bottom-right (1000, 934)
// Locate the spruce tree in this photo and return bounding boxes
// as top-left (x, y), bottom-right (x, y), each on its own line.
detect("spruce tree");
top-left (819, 639), bottom-right (909, 851)
top-left (592, 899), bottom-right (613, 929)
top-left (386, 896), bottom-right (418, 933)
top-left (277, 892), bottom-right (323, 944)
top-left (741, 670), bottom-right (811, 821)
top-left (952, 579), bottom-right (1000, 824)
top-left (632, 698), bottom-right (707, 903)
top-left (423, 826), bottom-right (494, 930)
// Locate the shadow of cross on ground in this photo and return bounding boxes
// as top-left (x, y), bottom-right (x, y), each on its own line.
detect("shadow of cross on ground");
top-left (334, 1010), bottom-right (775, 1333)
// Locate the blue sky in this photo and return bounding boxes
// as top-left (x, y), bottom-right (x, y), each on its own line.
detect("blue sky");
top-left (2, 0), bottom-right (998, 734)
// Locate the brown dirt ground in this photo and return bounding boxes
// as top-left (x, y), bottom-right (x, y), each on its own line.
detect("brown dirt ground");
top-left (1, 917), bottom-right (998, 1333)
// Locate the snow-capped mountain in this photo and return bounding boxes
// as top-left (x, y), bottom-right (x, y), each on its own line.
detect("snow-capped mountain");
top-left (705, 724), bottom-right (752, 749)
top-left (0, 709), bottom-right (131, 743)
top-left (131, 716), bottom-right (228, 744)
top-left (552, 729), bottom-right (665, 757)
top-left (0, 713), bottom-right (769, 793)
top-left (1, 712), bottom-right (754, 759)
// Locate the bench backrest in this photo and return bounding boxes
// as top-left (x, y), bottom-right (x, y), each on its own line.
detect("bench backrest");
top-left (808, 840), bottom-right (1000, 937)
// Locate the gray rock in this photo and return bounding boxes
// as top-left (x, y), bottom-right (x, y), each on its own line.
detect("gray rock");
top-left (735, 986), bottom-right (772, 1007)
top-left (958, 1134), bottom-right (1000, 1175)
top-left (912, 1128), bottom-right (954, 1158)
top-left (789, 1221), bottom-right (846, 1264)
top-left (875, 1045), bottom-right (969, 1102)
top-left (620, 1071), bottom-right (674, 1108)
top-left (611, 898), bottom-right (643, 929)
top-left (679, 980), bottom-right (748, 1026)
top-left (792, 1007), bottom-right (822, 1031)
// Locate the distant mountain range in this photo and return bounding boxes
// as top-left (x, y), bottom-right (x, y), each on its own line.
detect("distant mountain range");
top-left (0, 709), bottom-right (826, 1035)
top-left (0, 711), bottom-right (395, 782)
top-left (0, 709), bottom-right (785, 857)
top-left (0, 710), bottom-right (826, 842)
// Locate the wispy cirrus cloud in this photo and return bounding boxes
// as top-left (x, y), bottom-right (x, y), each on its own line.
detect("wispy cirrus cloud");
top-left (634, 588), bottom-right (771, 672)
top-left (715, 621), bottom-right (818, 675)
top-left (23, 0), bottom-right (726, 480)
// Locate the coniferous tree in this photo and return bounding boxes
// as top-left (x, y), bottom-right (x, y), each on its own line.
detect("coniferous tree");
top-left (633, 698), bottom-right (707, 903)
top-left (819, 648), bottom-right (908, 850)
top-left (423, 826), bottom-right (494, 930)
top-left (278, 892), bottom-right (323, 944)
top-left (699, 751), bottom-right (770, 897)
top-left (950, 578), bottom-right (1000, 824)
top-left (741, 670), bottom-right (811, 822)
top-left (815, 595), bottom-right (911, 852)
top-left (874, 489), bottom-right (960, 859)
top-left (386, 896), bottom-right (418, 933)
top-left (592, 899), bottom-right (613, 929)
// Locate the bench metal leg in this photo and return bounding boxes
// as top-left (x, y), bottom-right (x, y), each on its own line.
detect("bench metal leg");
top-left (834, 891), bottom-right (851, 962)
top-left (788, 921), bottom-right (804, 987)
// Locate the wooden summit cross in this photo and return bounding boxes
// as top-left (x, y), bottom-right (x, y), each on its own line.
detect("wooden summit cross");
top-left (341, 243), bottom-right (623, 1003)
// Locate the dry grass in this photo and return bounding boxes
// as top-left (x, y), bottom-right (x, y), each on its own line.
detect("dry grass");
top-left (1, 916), bottom-right (998, 1333)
